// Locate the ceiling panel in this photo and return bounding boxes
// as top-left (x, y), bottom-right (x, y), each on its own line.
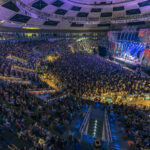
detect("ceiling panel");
top-left (0, 0), bottom-right (150, 30)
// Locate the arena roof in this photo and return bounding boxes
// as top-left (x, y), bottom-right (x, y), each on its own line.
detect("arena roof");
top-left (0, 0), bottom-right (150, 31)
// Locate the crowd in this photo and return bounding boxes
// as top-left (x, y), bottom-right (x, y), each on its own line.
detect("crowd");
top-left (71, 38), bottom-right (108, 54)
top-left (52, 53), bottom-right (150, 98)
top-left (71, 39), bottom-right (97, 54)
top-left (0, 82), bottom-right (85, 149)
top-left (0, 38), bottom-right (150, 150)
top-left (0, 40), bottom-right (86, 150)
top-left (107, 103), bottom-right (150, 150)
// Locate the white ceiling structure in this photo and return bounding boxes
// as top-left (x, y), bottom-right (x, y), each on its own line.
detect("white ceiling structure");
top-left (0, 0), bottom-right (150, 30)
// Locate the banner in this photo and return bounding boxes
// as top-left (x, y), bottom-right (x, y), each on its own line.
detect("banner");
top-left (142, 48), bottom-right (150, 67)
top-left (138, 29), bottom-right (146, 37)
top-left (110, 42), bottom-right (116, 51)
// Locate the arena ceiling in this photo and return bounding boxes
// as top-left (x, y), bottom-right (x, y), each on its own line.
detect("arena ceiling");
top-left (0, 0), bottom-right (150, 31)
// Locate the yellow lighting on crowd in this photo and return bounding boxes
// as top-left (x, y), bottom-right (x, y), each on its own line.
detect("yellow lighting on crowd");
top-left (28, 89), bottom-right (56, 95)
top-left (80, 91), bottom-right (150, 108)
top-left (41, 78), bottom-right (59, 90)
top-left (0, 76), bottom-right (31, 84)
top-left (39, 72), bottom-right (62, 90)
top-left (68, 45), bottom-right (75, 53)
top-left (11, 65), bottom-right (35, 73)
top-left (0, 76), bottom-right (21, 81)
top-left (127, 100), bottom-right (150, 108)
top-left (38, 138), bottom-right (45, 145)
top-left (88, 49), bottom-right (93, 54)
top-left (123, 67), bottom-right (135, 72)
top-left (11, 80), bottom-right (31, 84)
top-left (7, 55), bottom-right (27, 64)
top-left (24, 33), bottom-right (39, 37)
top-left (76, 37), bottom-right (88, 42)
top-left (46, 52), bottom-right (60, 62)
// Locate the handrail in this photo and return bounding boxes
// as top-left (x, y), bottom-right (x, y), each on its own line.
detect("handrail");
top-left (104, 109), bottom-right (112, 146)
top-left (79, 106), bottom-right (91, 134)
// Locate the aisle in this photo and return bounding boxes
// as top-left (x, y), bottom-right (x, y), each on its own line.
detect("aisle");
top-left (81, 103), bottom-right (106, 150)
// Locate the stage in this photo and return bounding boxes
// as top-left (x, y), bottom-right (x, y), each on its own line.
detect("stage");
top-left (113, 56), bottom-right (141, 66)
top-left (113, 56), bottom-right (150, 76)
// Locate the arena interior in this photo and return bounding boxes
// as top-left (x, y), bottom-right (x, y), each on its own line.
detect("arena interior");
top-left (0, 0), bottom-right (150, 150)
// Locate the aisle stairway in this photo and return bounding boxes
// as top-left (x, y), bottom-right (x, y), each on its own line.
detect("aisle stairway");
top-left (87, 104), bottom-right (104, 139)
top-left (80, 103), bottom-right (106, 150)
top-left (87, 119), bottom-right (103, 138)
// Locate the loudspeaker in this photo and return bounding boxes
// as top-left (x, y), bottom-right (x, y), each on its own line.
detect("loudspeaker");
top-left (98, 46), bottom-right (107, 57)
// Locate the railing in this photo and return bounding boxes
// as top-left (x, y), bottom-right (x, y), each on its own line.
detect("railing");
top-left (79, 106), bottom-right (91, 135)
top-left (66, 0), bottom-right (136, 6)
top-left (104, 109), bottom-right (112, 146)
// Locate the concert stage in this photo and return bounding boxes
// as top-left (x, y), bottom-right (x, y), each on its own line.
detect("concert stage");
top-left (114, 57), bottom-right (141, 66)
top-left (113, 56), bottom-right (150, 76)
